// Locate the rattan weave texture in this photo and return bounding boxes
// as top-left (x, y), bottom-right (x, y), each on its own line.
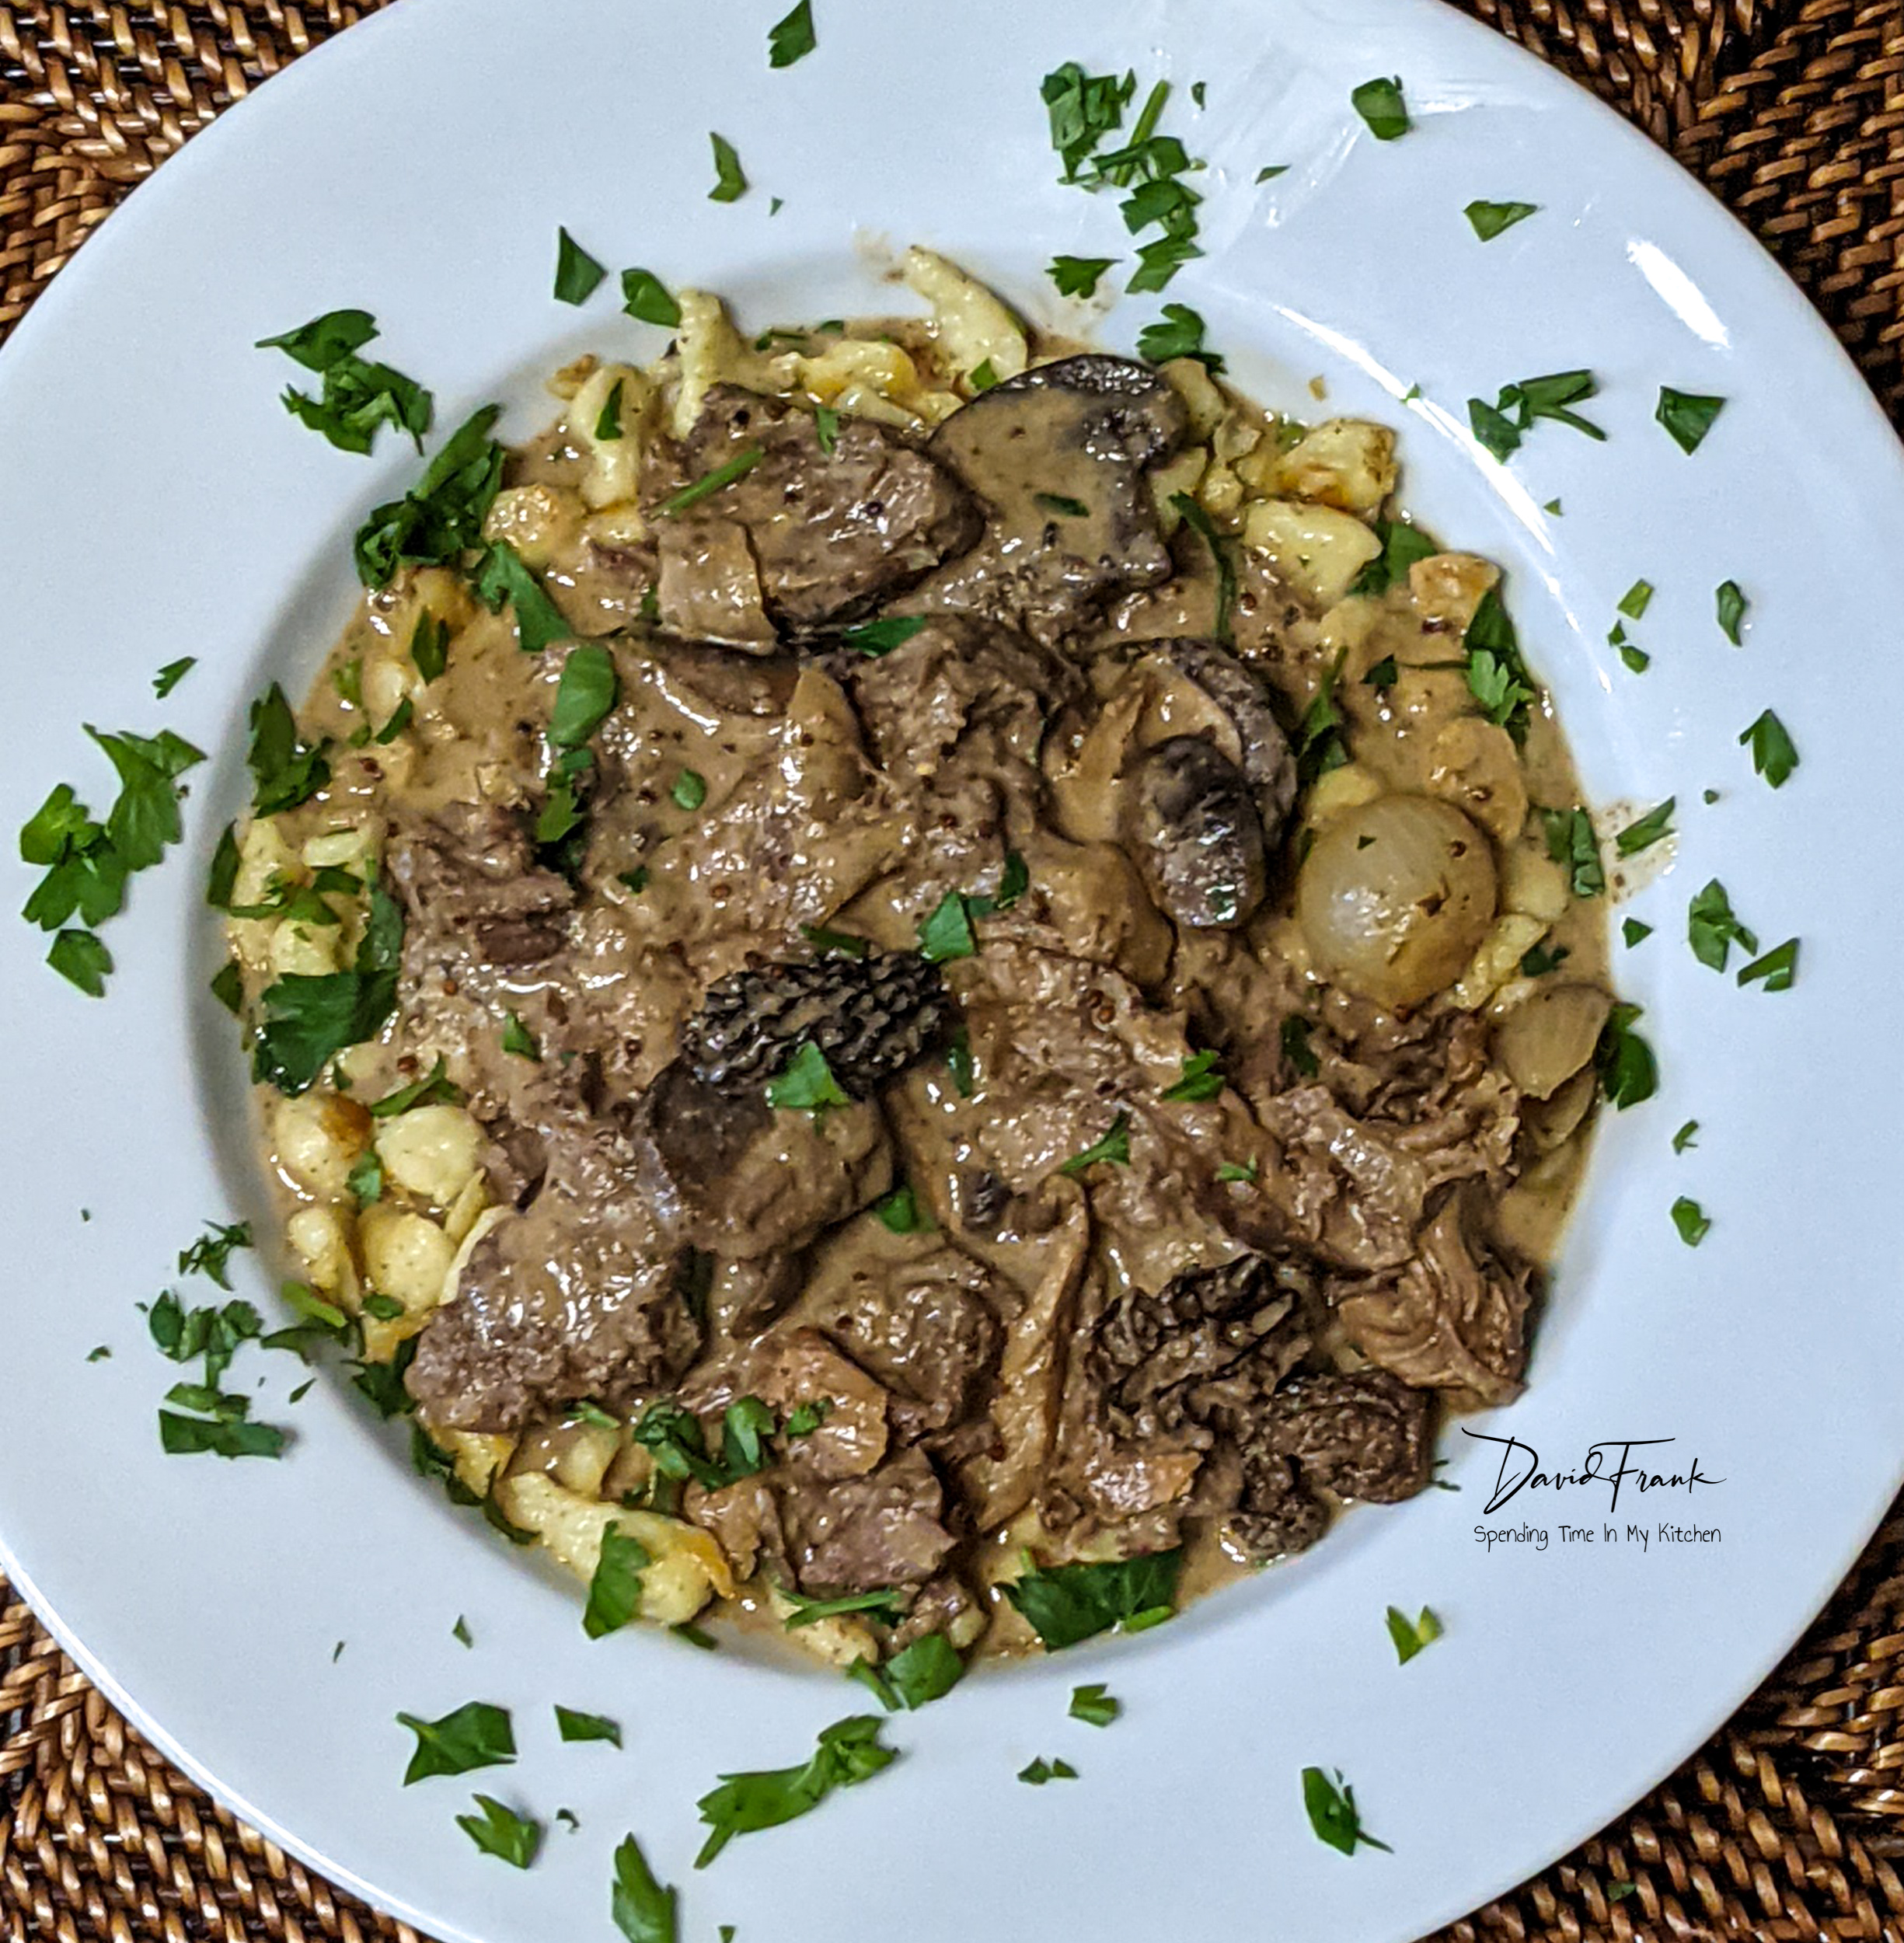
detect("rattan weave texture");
top-left (3, 4), bottom-right (1904, 1939)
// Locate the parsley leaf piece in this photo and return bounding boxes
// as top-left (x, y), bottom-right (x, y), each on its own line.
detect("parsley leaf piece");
top-left (873, 1183), bottom-right (933, 1234)
top-left (708, 133), bottom-right (748, 202)
top-left (1463, 585), bottom-right (1536, 737)
top-left (659, 445), bottom-right (764, 517)
top-left (201, 828), bottom-right (237, 909)
top-left (1019, 1758), bottom-right (1079, 1785)
top-left (1715, 579), bottom-right (1748, 644)
top-left (157, 1411), bottom-right (285, 1459)
top-left (1162, 1050), bottom-right (1224, 1102)
top-left (396, 1701), bottom-right (517, 1784)
top-left (256, 309), bottom-right (378, 372)
top-left (632, 1403), bottom-right (729, 1491)
top-left (1520, 941), bottom-right (1569, 977)
top-left (1671, 1196), bottom-right (1711, 1247)
top-left (354, 404), bottom-right (507, 588)
top-left (1738, 709), bottom-right (1798, 788)
top-left (1596, 1002), bottom-right (1658, 1110)
top-left (612, 1834), bottom-right (679, 1943)
top-left (1737, 937), bottom-right (1799, 992)
top-left (1004, 1550), bottom-right (1181, 1649)
top-left (555, 1706), bottom-right (622, 1746)
top-left (814, 404), bottom-right (840, 454)
top-left (1034, 492), bottom-right (1090, 519)
top-left (917, 890), bottom-right (978, 963)
top-left (663, 769), bottom-right (705, 815)
top-left (1618, 579), bottom-right (1655, 619)
top-left (1385, 1605), bottom-right (1443, 1665)
top-left (1041, 62), bottom-right (1137, 183)
top-left (1623, 917), bottom-right (1653, 948)
top-left (783, 1397), bottom-right (833, 1437)
top-left (885, 1634), bottom-right (964, 1708)
top-left (767, 0), bottom-right (816, 67)
top-left (1048, 255), bottom-right (1117, 298)
top-left (410, 610), bottom-right (450, 682)
top-left (153, 656), bottom-right (196, 698)
top-left (252, 884), bottom-right (403, 1094)
top-left (1687, 878), bottom-right (1758, 973)
top-left (1351, 76), bottom-right (1410, 141)
top-left (455, 1795), bottom-right (541, 1870)
top-left (1219, 1158), bottom-right (1260, 1184)
top-left (779, 1585), bottom-right (904, 1630)
top-left (1540, 806), bottom-right (1605, 897)
top-left (547, 644), bottom-right (619, 748)
top-left (1465, 199), bottom-right (1537, 240)
top-left (1069, 1683), bottom-right (1121, 1727)
top-left (1137, 303), bottom-right (1223, 372)
top-left (594, 380), bottom-right (626, 441)
top-left (621, 269), bottom-right (682, 329)
top-left (1302, 1767), bottom-right (1393, 1855)
top-left (1614, 798), bottom-right (1676, 857)
top-left (967, 359), bottom-right (999, 392)
top-left (584, 1523), bottom-right (651, 1640)
top-left (553, 228), bottom-right (607, 305)
top-left (765, 1042), bottom-right (850, 1115)
top-left (1617, 640), bottom-right (1652, 674)
top-left (362, 1294), bottom-right (405, 1321)
top-left (177, 1219), bottom-right (253, 1290)
top-left (1672, 1119), bottom-right (1700, 1154)
top-left (802, 923), bottom-right (870, 958)
top-left (502, 1012), bottom-right (540, 1061)
top-left (694, 1715), bottom-right (896, 1868)
top-left (1170, 492), bottom-right (1236, 643)
top-left (841, 614), bottom-right (929, 657)
top-left (946, 1025), bottom-right (975, 1098)
top-left (717, 1395), bottom-right (776, 1480)
top-left (452, 1615), bottom-right (473, 1647)
top-left (1468, 396), bottom-right (1522, 462)
top-left (1281, 1015), bottom-right (1320, 1078)
top-left (1127, 232), bottom-right (1201, 295)
top-left (1658, 386), bottom-right (1725, 454)
top-left (1058, 1111), bottom-right (1132, 1176)
top-left (48, 929), bottom-right (110, 996)
top-left (368, 1055), bottom-right (461, 1118)
top-left (210, 959), bottom-right (244, 1013)
top-left (471, 538), bottom-right (570, 654)
top-left (1256, 164), bottom-right (1289, 182)
top-left (259, 310), bottom-right (434, 455)
top-left (1349, 518), bottom-right (1438, 598)
top-left (245, 685), bottom-right (330, 815)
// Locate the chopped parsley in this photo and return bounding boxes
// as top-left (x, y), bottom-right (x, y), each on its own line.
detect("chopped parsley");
top-left (622, 269), bottom-right (682, 329)
top-left (252, 883), bottom-right (403, 1094)
top-left (594, 381), bottom-right (626, 441)
top-left (455, 1796), bottom-right (541, 1870)
top-left (1034, 492), bottom-right (1090, 519)
top-left (1714, 579), bottom-right (1748, 644)
top-left (779, 1585), bottom-right (904, 1629)
top-left (1284, 1014), bottom-right (1326, 1077)
top-left (1540, 806), bottom-right (1605, 897)
top-left (1069, 1683), bottom-right (1121, 1727)
top-left (256, 309), bottom-right (433, 455)
top-left (555, 1706), bottom-right (622, 1746)
top-left (841, 614), bottom-right (929, 656)
top-left (612, 1835), bottom-right (678, 1943)
top-left (814, 403), bottom-right (840, 453)
top-left (694, 1716), bottom-right (896, 1868)
top-left (1162, 1050), bottom-right (1224, 1102)
top-left (472, 538), bottom-right (570, 654)
top-left (1256, 164), bottom-right (1289, 183)
top-left (396, 1701), bottom-right (516, 1784)
top-left (368, 1055), bottom-right (462, 1118)
top-left (1018, 1758), bottom-right (1079, 1785)
top-left (153, 656), bottom-right (196, 698)
top-left (246, 685), bottom-right (331, 814)
top-left (47, 930), bottom-right (111, 996)
top-left (1058, 1111), bottom-right (1131, 1176)
top-left (1622, 917), bottom-right (1653, 948)
top-left (1218, 1158), bottom-right (1259, 1184)
top-left (1737, 937), bottom-right (1799, 992)
top-left (1348, 517), bottom-right (1438, 597)
top-left (1686, 878), bottom-right (1757, 972)
top-left (583, 1523), bottom-right (651, 1639)
top-left (1657, 386), bottom-right (1725, 454)
top-left (1519, 941), bottom-right (1569, 977)
top-left (1671, 1196), bottom-right (1711, 1247)
top-left (1468, 369), bottom-right (1604, 461)
top-left (1672, 1119), bottom-right (1700, 1154)
top-left (177, 1219), bottom-right (253, 1290)
top-left (1048, 255), bottom-right (1116, 298)
top-left (1595, 1002), bottom-right (1658, 1110)
top-left (553, 228), bottom-right (607, 305)
top-left (708, 133), bottom-right (748, 202)
top-left (671, 768), bottom-right (708, 811)
top-left (1170, 492), bottom-right (1236, 643)
top-left (873, 1183), bottom-right (933, 1234)
top-left (765, 1042), bottom-right (850, 1115)
top-left (1464, 199), bottom-right (1537, 239)
top-left (1302, 1767), bottom-right (1392, 1855)
top-left (1004, 1549), bottom-right (1180, 1648)
top-left (916, 890), bottom-right (978, 963)
top-left (946, 1025), bottom-right (975, 1097)
top-left (1350, 75), bottom-right (1409, 140)
top-left (1618, 579), bottom-right (1655, 619)
top-left (968, 359), bottom-right (999, 392)
top-left (1137, 302), bottom-right (1223, 372)
top-left (1738, 710), bottom-right (1798, 788)
top-left (659, 446), bottom-right (764, 517)
top-left (1613, 798), bottom-right (1675, 858)
top-left (353, 404), bottom-right (507, 588)
top-left (1295, 649), bottom-right (1350, 782)
top-left (1385, 1605), bottom-right (1442, 1664)
top-left (1463, 585), bottom-right (1535, 737)
top-left (502, 1013), bottom-right (540, 1061)
top-left (802, 923), bottom-right (870, 958)
top-left (767, 0), bottom-right (816, 66)
top-left (547, 643), bottom-right (620, 748)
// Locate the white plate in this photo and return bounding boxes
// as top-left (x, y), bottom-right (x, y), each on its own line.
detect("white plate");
top-left (2, 1), bottom-right (1901, 1938)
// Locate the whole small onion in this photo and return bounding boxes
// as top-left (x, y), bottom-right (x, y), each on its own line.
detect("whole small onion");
top-left (1297, 794), bottom-right (1498, 1007)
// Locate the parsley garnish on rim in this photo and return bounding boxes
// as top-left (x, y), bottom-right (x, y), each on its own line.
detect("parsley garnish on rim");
top-left (1540, 807), bottom-right (1604, 896)
top-left (1738, 937), bottom-right (1800, 992)
top-left (1019, 1757), bottom-right (1079, 1785)
top-left (621, 268), bottom-right (682, 329)
top-left (707, 132), bottom-right (748, 202)
top-left (1739, 710), bottom-right (1798, 787)
top-left (1302, 1767), bottom-right (1393, 1855)
top-left (1687, 878), bottom-right (1758, 973)
top-left (1058, 1111), bottom-right (1132, 1176)
top-left (1596, 1003), bottom-right (1658, 1110)
top-left (1351, 75), bottom-right (1410, 140)
top-left (1348, 518), bottom-right (1438, 598)
top-left (1070, 1683), bottom-right (1121, 1727)
top-left (1671, 1196), bottom-right (1712, 1247)
top-left (1385, 1605), bottom-right (1443, 1664)
top-left (256, 309), bottom-right (433, 455)
top-left (1465, 199), bottom-right (1537, 239)
top-left (693, 1716), bottom-right (896, 1868)
top-left (177, 1219), bottom-right (253, 1289)
top-left (553, 228), bottom-right (607, 305)
top-left (1004, 1550), bottom-right (1181, 1648)
top-left (354, 404), bottom-right (507, 589)
top-left (247, 683), bottom-right (330, 814)
top-left (766, 0), bottom-right (816, 67)
top-left (1658, 386), bottom-right (1725, 453)
top-left (396, 1701), bottom-right (516, 1784)
top-left (1137, 302), bottom-right (1223, 372)
top-left (153, 656), bottom-right (196, 698)
top-left (612, 1834), bottom-right (678, 1943)
top-left (1614, 798), bottom-right (1676, 857)
top-left (1715, 578), bottom-right (1749, 644)
top-left (455, 1796), bottom-right (542, 1870)
top-left (1467, 370), bottom-right (1605, 462)
top-left (1048, 255), bottom-right (1116, 298)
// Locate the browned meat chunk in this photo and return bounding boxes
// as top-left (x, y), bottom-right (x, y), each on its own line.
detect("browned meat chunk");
top-left (782, 1447), bottom-right (957, 1593)
top-left (649, 385), bottom-right (981, 638)
top-left (914, 354), bottom-right (1187, 644)
top-left (388, 802), bottom-right (574, 968)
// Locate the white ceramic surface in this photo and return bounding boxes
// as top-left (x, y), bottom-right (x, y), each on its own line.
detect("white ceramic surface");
top-left (2, 2), bottom-right (1901, 1938)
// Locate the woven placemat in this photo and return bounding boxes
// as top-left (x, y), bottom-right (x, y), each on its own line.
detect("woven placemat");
top-left (5, 4), bottom-right (1904, 1938)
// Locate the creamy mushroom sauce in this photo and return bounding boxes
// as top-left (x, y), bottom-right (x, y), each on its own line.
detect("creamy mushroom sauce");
top-left (226, 253), bottom-right (1609, 1667)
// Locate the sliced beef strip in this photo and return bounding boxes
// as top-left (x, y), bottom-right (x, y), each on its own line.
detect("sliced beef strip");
top-left (647, 385), bottom-right (981, 637)
top-left (912, 354), bottom-right (1188, 645)
top-left (406, 1114), bottom-right (699, 1434)
top-left (388, 801), bottom-right (575, 969)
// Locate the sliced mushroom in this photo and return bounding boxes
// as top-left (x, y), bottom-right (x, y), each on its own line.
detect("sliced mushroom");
top-left (1127, 735), bottom-right (1268, 930)
top-left (915, 354), bottom-right (1187, 644)
top-left (1492, 982), bottom-right (1612, 1099)
top-left (1146, 636), bottom-right (1299, 840)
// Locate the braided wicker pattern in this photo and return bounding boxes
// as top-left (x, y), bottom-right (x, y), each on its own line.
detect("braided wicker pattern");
top-left (5, 4), bottom-right (1904, 1939)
